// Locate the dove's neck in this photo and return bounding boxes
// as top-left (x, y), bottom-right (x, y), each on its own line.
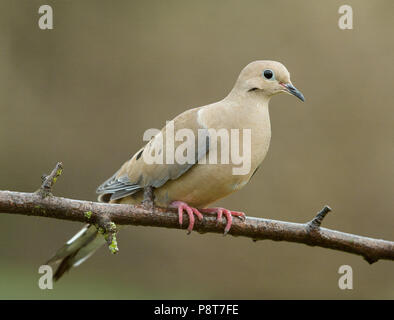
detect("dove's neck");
top-left (211, 89), bottom-right (272, 175)
top-left (225, 86), bottom-right (271, 107)
top-left (205, 89), bottom-right (272, 138)
top-left (222, 88), bottom-right (271, 118)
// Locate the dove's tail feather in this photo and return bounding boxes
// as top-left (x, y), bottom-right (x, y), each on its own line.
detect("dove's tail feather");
top-left (46, 224), bottom-right (106, 281)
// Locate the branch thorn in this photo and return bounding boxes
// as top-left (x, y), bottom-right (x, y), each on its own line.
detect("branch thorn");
top-left (307, 205), bottom-right (332, 231)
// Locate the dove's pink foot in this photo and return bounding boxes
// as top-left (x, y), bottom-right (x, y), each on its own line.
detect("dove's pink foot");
top-left (201, 207), bottom-right (246, 235)
top-left (170, 201), bottom-right (203, 234)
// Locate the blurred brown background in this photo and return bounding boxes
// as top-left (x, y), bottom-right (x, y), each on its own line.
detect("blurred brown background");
top-left (0, 0), bottom-right (393, 299)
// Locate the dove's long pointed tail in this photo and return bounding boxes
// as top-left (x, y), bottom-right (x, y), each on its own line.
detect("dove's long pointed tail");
top-left (46, 224), bottom-right (106, 281)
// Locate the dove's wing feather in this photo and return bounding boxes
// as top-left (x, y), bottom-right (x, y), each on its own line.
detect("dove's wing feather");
top-left (96, 107), bottom-right (210, 202)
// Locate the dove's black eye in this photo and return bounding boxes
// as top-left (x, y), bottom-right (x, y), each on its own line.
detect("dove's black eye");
top-left (263, 69), bottom-right (274, 80)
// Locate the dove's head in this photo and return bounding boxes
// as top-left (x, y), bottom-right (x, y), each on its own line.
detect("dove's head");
top-left (233, 60), bottom-right (304, 102)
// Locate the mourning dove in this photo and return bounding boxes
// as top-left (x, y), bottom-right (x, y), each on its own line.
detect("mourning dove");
top-left (47, 60), bottom-right (304, 280)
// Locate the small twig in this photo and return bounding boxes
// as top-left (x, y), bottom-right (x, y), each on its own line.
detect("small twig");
top-left (307, 205), bottom-right (332, 231)
top-left (37, 162), bottom-right (63, 198)
top-left (96, 215), bottom-right (119, 254)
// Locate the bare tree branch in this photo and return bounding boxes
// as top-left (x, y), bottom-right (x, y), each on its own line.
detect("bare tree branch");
top-left (0, 162), bottom-right (393, 264)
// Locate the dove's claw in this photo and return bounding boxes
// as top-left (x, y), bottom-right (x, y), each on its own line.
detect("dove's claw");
top-left (170, 202), bottom-right (245, 234)
top-left (170, 201), bottom-right (203, 233)
top-left (201, 207), bottom-right (246, 234)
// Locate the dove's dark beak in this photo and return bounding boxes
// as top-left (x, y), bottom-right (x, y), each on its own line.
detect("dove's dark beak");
top-left (281, 83), bottom-right (305, 102)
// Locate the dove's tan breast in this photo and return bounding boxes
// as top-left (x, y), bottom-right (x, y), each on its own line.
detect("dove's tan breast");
top-left (154, 102), bottom-right (271, 207)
